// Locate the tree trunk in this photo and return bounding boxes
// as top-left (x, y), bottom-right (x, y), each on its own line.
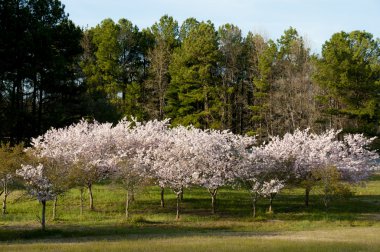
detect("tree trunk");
top-left (251, 192), bottom-right (258, 218)
top-left (323, 186), bottom-right (329, 211)
top-left (305, 187), bottom-right (310, 207)
top-left (180, 186), bottom-right (183, 201)
top-left (38, 83), bottom-right (43, 134)
top-left (208, 188), bottom-right (218, 214)
top-left (176, 192), bottom-right (181, 220)
top-left (204, 85), bottom-right (210, 128)
top-left (88, 183), bottom-right (94, 210)
top-left (126, 190), bottom-right (130, 219)
top-left (80, 188), bottom-right (84, 216)
top-left (32, 75), bottom-right (37, 135)
top-left (2, 193), bottom-right (7, 215)
top-left (2, 182), bottom-right (8, 215)
top-left (268, 195), bottom-right (273, 213)
top-left (41, 200), bottom-right (46, 231)
top-left (52, 196), bottom-right (58, 220)
top-left (160, 187), bottom-right (165, 208)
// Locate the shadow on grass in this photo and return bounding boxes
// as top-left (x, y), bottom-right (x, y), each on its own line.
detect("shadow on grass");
top-left (0, 221), bottom-right (280, 243)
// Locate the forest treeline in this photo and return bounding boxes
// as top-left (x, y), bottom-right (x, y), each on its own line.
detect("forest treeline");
top-left (1, 0), bottom-right (379, 144)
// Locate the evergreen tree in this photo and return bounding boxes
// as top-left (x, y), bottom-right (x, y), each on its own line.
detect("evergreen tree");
top-left (0, 0), bottom-right (83, 142)
top-left (166, 20), bottom-right (221, 128)
top-left (249, 37), bottom-right (277, 139)
top-left (81, 18), bottom-right (149, 120)
top-left (314, 30), bottom-right (380, 135)
top-left (145, 15), bottom-right (179, 119)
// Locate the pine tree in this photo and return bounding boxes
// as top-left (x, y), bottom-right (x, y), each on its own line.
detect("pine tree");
top-left (314, 30), bottom-right (380, 135)
top-left (166, 20), bottom-right (221, 129)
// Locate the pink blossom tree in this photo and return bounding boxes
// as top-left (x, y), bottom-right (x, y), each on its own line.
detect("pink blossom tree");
top-left (30, 119), bottom-right (117, 212)
top-left (260, 179), bottom-right (285, 213)
top-left (16, 163), bottom-right (56, 230)
top-left (191, 128), bottom-right (255, 214)
top-left (134, 125), bottom-right (197, 219)
top-left (260, 129), bottom-right (379, 207)
top-left (236, 143), bottom-right (290, 217)
top-left (112, 118), bottom-right (170, 217)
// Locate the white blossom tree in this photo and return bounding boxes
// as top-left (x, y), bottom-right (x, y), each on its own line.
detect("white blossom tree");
top-left (261, 129), bottom-right (379, 207)
top-left (24, 117), bottom-right (379, 222)
top-left (30, 119), bottom-right (117, 212)
top-left (236, 143), bottom-right (290, 217)
top-left (191, 128), bottom-right (255, 214)
top-left (16, 163), bottom-right (56, 230)
top-left (260, 179), bottom-right (285, 213)
top-left (134, 125), bottom-right (197, 219)
top-left (112, 118), bottom-right (170, 217)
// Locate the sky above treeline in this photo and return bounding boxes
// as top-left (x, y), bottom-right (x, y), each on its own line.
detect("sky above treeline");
top-left (62, 0), bottom-right (380, 54)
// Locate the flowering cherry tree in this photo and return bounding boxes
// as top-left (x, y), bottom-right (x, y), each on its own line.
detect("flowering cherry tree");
top-left (30, 119), bottom-right (117, 211)
top-left (16, 163), bottom-right (55, 230)
top-left (236, 143), bottom-right (290, 217)
top-left (260, 179), bottom-right (285, 213)
top-left (112, 118), bottom-right (170, 217)
top-left (135, 125), bottom-right (196, 219)
top-left (334, 133), bottom-right (378, 182)
top-left (191, 128), bottom-right (255, 214)
top-left (261, 129), bottom-right (379, 207)
top-left (23, 117), bottom-right (379, 221)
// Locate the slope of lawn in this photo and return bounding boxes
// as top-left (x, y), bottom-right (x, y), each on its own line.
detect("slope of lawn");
top-left (0, 173), bottom-right (379, 251)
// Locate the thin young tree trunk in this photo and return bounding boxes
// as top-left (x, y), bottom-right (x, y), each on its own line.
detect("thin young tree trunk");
top-left (160, 187), bottom-right (165, 208)
top-left (52, 195), bottom-right (58, 220)
top-left (80, 188), bottom-right (84, 216)
top-left (88, 183), bottom-right (94, 210)
top-left (41, 200), bottom-right (46, 231)
top-left (180, 186), bottom-right (183, 201)
top-left (126, 190), bottom-right (130, 219)
top-left (251, 192), bottom-right (257, 218)
top-left (176, 191), bottom-right (181, 220)
top-left (323, 185), bottom-right (329, 212)
top-left (38, 85), bottom-right (43, 134)
top-left (2, 193), bottom-right (7, 215)
top-left (2, 181), bottom-right (8, 215)
top-left (268, 196), bottom-right (273, 213)
top-left (305, 187), bottom-right (310, 207)
top-left (208, 188), bottom-right (218, 214)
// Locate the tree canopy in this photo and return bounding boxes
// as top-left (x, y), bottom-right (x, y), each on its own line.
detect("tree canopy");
top-left (0, 2), bottom-right (379, 145)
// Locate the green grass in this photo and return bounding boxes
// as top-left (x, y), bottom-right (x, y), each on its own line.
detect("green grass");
top-left (1, 174), bottom-right (380, 251)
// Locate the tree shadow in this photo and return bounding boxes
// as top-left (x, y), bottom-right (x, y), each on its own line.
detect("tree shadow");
top-left (0, 222), bottom-right (281, 243)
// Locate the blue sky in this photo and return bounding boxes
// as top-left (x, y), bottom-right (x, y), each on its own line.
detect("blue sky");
top-left (62, 0), bottom-right (380, 53)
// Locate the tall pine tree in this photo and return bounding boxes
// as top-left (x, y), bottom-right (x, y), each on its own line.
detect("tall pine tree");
top-left (166, 20), bottom-right (221, 128)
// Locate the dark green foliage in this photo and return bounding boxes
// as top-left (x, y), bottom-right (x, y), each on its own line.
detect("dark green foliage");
top-left (0, 0), bottom-right (84, 143)
top-left (1, 7), bottom-right (379, 142)
top-left (166, 20), bottom-right (222, 128)
top-left (249, 37), bottom-right (277, 139)
top-left (218, 24), bottom-right (253, 134)
top-left (314, 30), bottom-right (380, 136)
top-left (81, 18), bottom-right (152, 121)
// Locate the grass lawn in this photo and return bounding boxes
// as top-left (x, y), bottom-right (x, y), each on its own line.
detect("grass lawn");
top-left (0, 174), bottom-right (379, 251)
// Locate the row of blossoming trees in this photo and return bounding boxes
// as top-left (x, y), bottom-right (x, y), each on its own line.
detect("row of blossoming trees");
top-left (7, 119), bottom-right (380, 230)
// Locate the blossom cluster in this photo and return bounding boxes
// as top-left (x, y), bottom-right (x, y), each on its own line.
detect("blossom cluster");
top-left (16, 164), bottom-right (55, 201)
top-left (20, 119), bottom-right (379, 203)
